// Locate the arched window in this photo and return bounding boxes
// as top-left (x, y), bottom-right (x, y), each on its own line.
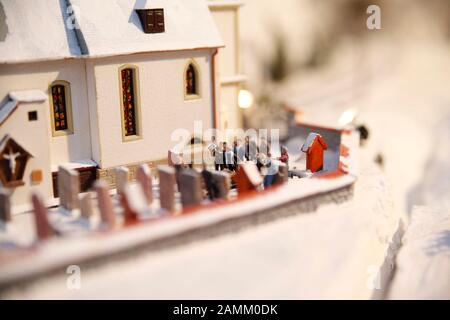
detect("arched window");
top-left (119, 66), bottom-right (141, 139)
top-left (184, 61), bottom-right (200, 99)
top-left (49, 80), bottom-right (74, 136)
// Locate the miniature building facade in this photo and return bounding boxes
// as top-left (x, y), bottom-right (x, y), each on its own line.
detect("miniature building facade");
top-left (0, 91), bottom-right (53, 206)
top-left (301, 133), bottom-right (329, 173)
top-left (208, 0), bottom-right (246, 130)
top-left (0, 0), bottom-right (225, 207)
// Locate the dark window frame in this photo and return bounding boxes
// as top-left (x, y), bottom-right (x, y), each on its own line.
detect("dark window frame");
top-left (119, 66), bottom-right (141, 140)
top-left (28, 111), bottom-right (38, 121)
top-left (49, 80), bottom-right (74, 136)
top-left (136, 8), bottom-right (165, 34)
top-left (185, 62), bottom-right (200, 99)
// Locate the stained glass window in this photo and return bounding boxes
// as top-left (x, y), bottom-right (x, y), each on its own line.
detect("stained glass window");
top-left (51, 84), bottom-right (68, 131)
top-left (121, 68), bottom-right (138, 136)
top-left (186, 64), bottom-right (198, 96)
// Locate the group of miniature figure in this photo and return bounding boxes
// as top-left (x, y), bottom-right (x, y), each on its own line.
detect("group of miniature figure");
top-left (0, 150), bottom-right (290, 243)
top-left (208, 136), bottom-right (290, 173)
top-left (171, 135), bottom-right (291, 189)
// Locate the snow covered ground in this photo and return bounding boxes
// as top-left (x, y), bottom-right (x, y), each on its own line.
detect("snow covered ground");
top-left (2, 39), bottom-right (448, 299)
top-left (0, 172), bottom-right (356, 288)
top-left (276, 37), bottom-right (450, 298)
top-left (347, 42), bottom-right (450, 299)
top-left (385, 87), bottom-right (450, 299)
top-left (388, 206), bottom-right (450, 299)
top-left (1, 148), bottom-right (399, 299)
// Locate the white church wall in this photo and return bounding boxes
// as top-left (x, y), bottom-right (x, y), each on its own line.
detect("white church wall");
top-left (209, 2), bottom-right (244, 131)
top-left (89, 49), bottom-right (215, 169)
top-left (0, 60), bottom-right (92, 168)
top-left (210, 6), bottom-right (240, 78)
top-left (0, 101), bottom-right (52, 207)
top-left (86, 60), bottom-right (102, 167)
top-left (219, 84), bottom-right (240, 131)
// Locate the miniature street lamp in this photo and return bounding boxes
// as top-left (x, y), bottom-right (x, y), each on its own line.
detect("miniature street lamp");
top-left (238, 89), bottom-right (254, 109)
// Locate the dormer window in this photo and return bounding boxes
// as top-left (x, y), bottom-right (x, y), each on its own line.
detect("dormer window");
top-left (136, 9), bottom-right (165, 34)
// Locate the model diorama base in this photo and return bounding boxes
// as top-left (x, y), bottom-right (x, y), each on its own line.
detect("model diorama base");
top-left (0, 128), bottom-right (359, 289)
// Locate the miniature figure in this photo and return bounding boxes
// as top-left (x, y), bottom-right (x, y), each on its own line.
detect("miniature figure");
top-left (277, 145), bottom-right (290, 174)
top-left (240, 136), bottom-right (258, 162)
top-left (232, 137), bottom-right (240, 168)
top-left (214, 142), bottom-right (232, 171)
top-left (201, 163), bottom-right (218, 200)
top-left (208, 136), bottom-right (219, 170)
top-left (256, 137), bottom-right (271, 172)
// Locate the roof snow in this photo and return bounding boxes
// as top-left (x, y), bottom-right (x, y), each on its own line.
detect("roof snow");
top-left (0, 0), bottom-right (81, 64)
top-left (301, 132), bottom-right (328, 152)
top-left (72, 0), bottom-right (223, 58)
top-left (301, 133), bottom-right (319, 152)
top-left (134, 0), bottom-right (165, 10)
top-left (8, 90), bottom-right (48, 103)
top-left (0, 90), bottom-right (47, 125)
top-left (0, 0), bottom-right (224, 64)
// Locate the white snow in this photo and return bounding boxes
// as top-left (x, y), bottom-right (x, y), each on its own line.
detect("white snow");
top-left (0, 0), bottom-right (80, 64)
top-left (300, 132), bottom-right (319, 152)
top-left (0, 0), bottom-right (224, 64)
top-left (0, 148), bottom-right (400, 299)
top-left (0, 90), bottom-right (47, 125)
top-left (0, 130), bottom-right (401, 300)
top-left (0, 129), bottom-right (360, 289)
top-left (0, 172), bottom-right (357, 287)
top-left (50, 159), bottom-right (98, 173)
top-left (1, 0), bottom-right (449, 299)
top-left (388, 206), bottom-right (450, 299)
top-left (62, 0), bottom-right (224, 58)
top-left (278, 39), bottom-right (450, 298)
top-left (8, 90), bottom-right (47, 103)
top-left (0, 100), bottom-right (17, 125)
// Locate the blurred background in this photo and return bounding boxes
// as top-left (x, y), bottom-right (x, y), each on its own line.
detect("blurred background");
top-left (239, 0), bottom-right (450, 217)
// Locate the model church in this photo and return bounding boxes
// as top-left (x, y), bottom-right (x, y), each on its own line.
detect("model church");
top-left (0, 0), bottom-right (245, 208)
